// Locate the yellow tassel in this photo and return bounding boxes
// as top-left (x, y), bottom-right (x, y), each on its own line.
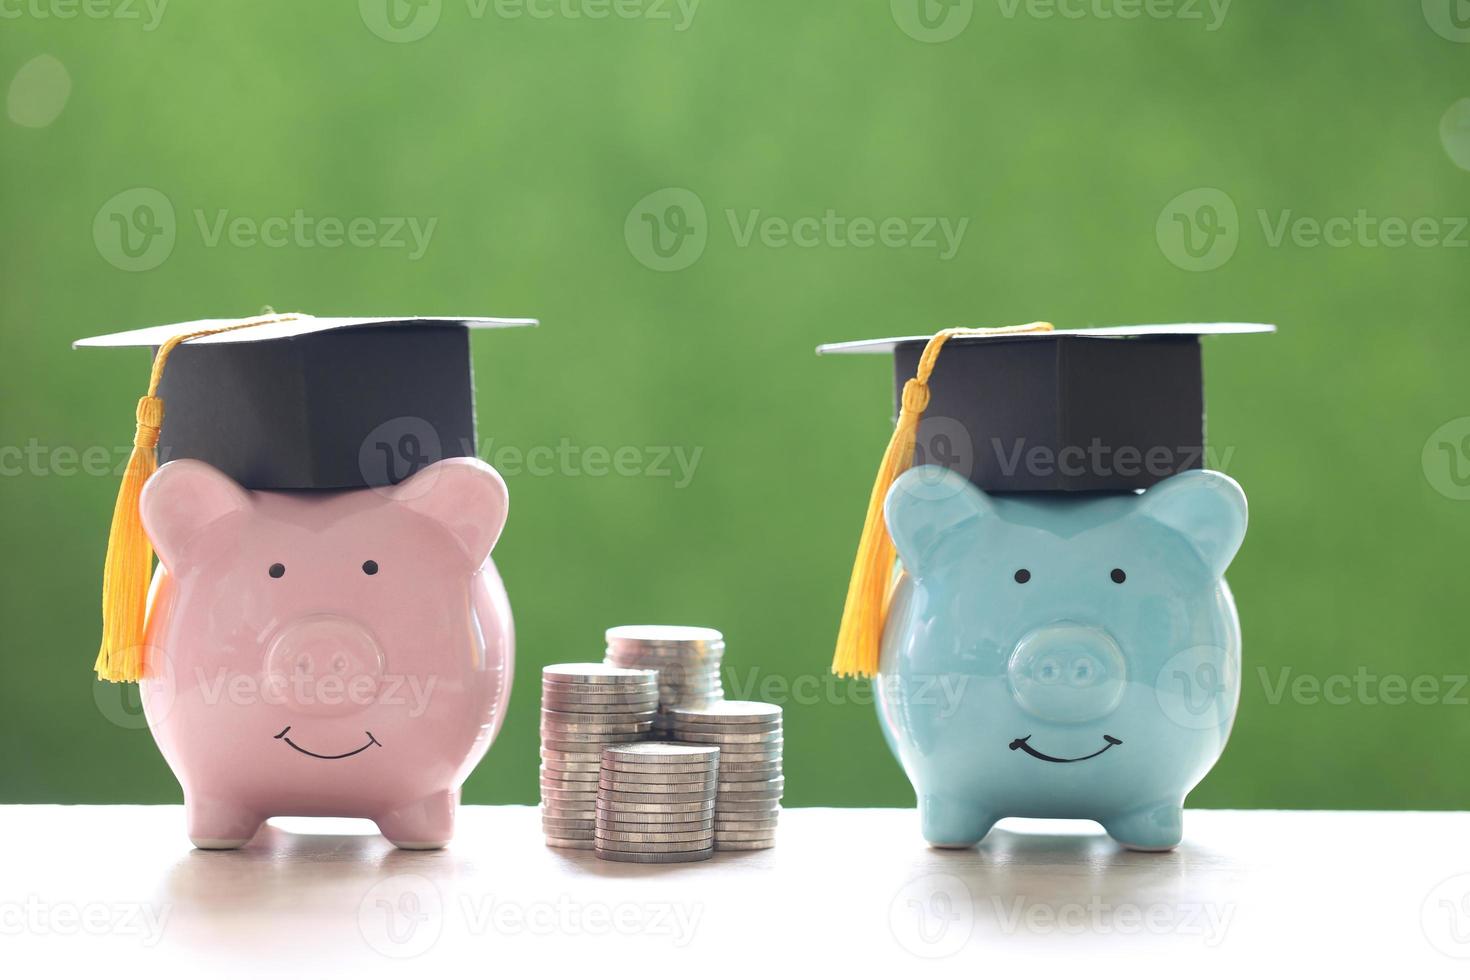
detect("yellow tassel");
top-left (94, 313), bottom-right (303, 683)
top-left (830, 322), bottom-right (1054, 678)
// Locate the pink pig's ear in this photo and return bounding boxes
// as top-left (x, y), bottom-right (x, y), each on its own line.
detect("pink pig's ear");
top-left (139, 460), bottom-right (252, 569)
top-left (388, 457), bottom-right (509, 568)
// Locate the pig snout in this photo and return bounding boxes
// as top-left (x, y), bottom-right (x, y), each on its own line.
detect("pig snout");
top-left (1006, 622), bottom-right (1127, 723)
top-left (263, 615), bottom-right (385, 717)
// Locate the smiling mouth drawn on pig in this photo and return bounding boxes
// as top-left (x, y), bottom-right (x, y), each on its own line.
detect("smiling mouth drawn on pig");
top-left (1008, 735), bottom-right (1122, 764)
top-left (272, 726), bottom-right (381, 760)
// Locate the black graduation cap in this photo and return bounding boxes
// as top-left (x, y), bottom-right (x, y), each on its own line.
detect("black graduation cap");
top-left (75, 313), bottom-right (537, 490)
top-left (76, 312), bottom-right (537, 683)
top-left (820, 321), bottom-right (1274, 679)
top-left (818, 322), bottom-right (1275, 494)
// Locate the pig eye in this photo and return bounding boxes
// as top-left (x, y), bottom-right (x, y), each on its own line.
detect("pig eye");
top-left (1013, 569), bottom-right (1031, 584)
top-left (268, 563), bottom-right (285, 579)
top-left (1110, 568), bottom-right (1127, 584)
top-left (362, 560), bottom-right (379, 576)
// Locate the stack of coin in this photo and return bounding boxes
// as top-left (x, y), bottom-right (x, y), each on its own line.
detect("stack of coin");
top-left (594, 742), bottom-right (719, 863)
top-left (668, 701), bottom-right (782, 850)
top-left (604, 625), bottom-right (725, 736)
top-left (541, 663), bottom-right (659, 849)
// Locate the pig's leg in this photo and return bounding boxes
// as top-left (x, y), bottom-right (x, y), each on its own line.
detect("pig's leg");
top-left (920, 794), bottom-right (996, 849)
top-left (1102, 800), bottom-right (1184, 852)
top-left (376, 789), bottom-right (456, 850)
top-left (186, 797), bottom-right (264, 850)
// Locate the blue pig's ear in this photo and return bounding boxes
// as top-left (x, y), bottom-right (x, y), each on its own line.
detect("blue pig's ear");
top-left (1136, 470), bottom-right (1248, 579)
top-left (884, 465), bottom-right (994, 578)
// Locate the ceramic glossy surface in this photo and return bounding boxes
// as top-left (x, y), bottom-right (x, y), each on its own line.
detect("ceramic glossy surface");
top-left (877, 466), bottom-right (1247, 851)
top-left (136, 457), bottom-right (514, 850)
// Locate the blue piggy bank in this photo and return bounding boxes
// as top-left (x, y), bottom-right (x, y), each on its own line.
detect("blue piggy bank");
top-left (876, 465), bottom-right (1248, 851)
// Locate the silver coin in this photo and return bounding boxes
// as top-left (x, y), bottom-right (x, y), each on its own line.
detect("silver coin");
top-left (543, 678), bottom-right (657, 690)
top-left (598, 789), bottom-right (715, 805)
top-left (590, 805), bottom-right (717, 822)
top-left (540, 781), bottom-right (600, 795)
top-left (714, 834), bottom-right (782, 846)
top-left (540, 758), bottom-right (608, 769)
top-left (598, 819), bottom-right (714, 835)
top-left (539, 727), bottom-right (653, 743)
top-left (711, 752), bottom-right (782, 764)
top-left (544, 836), bottom-right (596, 850)
top-left (541, 786), bottom-right (599, 799)
top-left (541, 724), bottom-right (655, 740)
top-left (541, 708), bottom-right (658, 723)
top-left (595, 828), bottom-right (714, 845)
top-left (599, 761), bottom-right (719, 777)
top-left (541, 814), bottom-right (597, 827)
top-left (717, 772), bottom-right (783, 785)
top-left (713, 839), bottom-right (774, 851)
top-left (717, 786), bottom-right (784, 802)
top-left (717, 759), bottom-right (782, 773)
top-left (595, 846), bottom-right (714, 864)
top-left (542, 683), bottom-right (658, 696)
top-left (541, 725), bottom-right (655, 741)
top-left (542, 706), bottom-right (657, 718)
top-left (596, 799), bottom-right (715, 814)
top-left (544, 663), bottom-right (659, 683)
top-left (598, 768), bottom-right (718, 785)
top-left (602, 743), bottom-right (720, 765)
top-left (713, 755), bottom-right (782, 767)
top-left (599, 779), bottom-right (717, 795)
top-left (671, 722), bottom-right (781, 738)
top-left (594, 837), bottom-right (714, 854)
top-left (715, 799), bottom-right (782, 812)
top-left (669, 700), bottom-right (780, 723)
top-left (541, 766), bottom-right (600, 781)
top-left (541, 690), bottom-right (658, 705)
top-left (540, 805), bottom-right (597, 820)
top-left (670, 731), bottom-right (782, 746)
top-left (605, 624), bottom-right (723, 647)
top-left (541, 738), bottom-right (645, 753)
top-left (714, 820), bottom-right (779, 832)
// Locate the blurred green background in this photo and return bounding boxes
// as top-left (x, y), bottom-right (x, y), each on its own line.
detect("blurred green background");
top-left (2, 1), bottom-right (1468, 811)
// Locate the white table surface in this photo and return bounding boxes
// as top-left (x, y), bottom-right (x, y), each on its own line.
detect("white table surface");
top-left (2, 805), bottom-right (1468, 975)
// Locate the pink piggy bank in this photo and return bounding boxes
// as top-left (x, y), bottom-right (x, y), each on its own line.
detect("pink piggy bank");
top-left (137, 456), bottom-right (514, 850)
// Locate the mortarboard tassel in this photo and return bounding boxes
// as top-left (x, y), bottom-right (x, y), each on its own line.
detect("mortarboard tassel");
top-left (830, 322), bottom-right (1054, 679)
top-left (95, 312), bottom-right (303, 682)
